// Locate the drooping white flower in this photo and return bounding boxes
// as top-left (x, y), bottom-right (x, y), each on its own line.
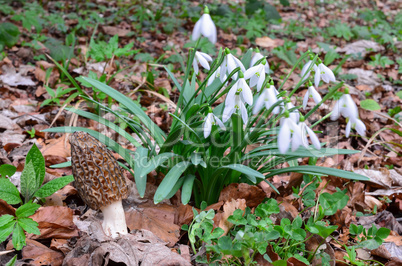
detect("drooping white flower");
top-left (345, 117), bottom-right (366, 137)
top-left (303, 85), bottom-right (322, 110)
top-left (250, 48), bottom-right (270, 73)
top-left (203, 112), bottom-right (226, 138)
top-left (330, 93), bottom-right (358, 121)
top-left (192, 6), bottom-right (217, 44)
top-left (299, 121), bottom-right (321, 150)
top-left (283, 102), bottom-right (300, 124)
top-left (300, 60), bottom-right (313, 82)
top-left (253, 84), bottom-right (280, 115)
top-left (227, 74), bottom-right (253, 106)
top-left (278, 116), bottom-right (303, 153)
top-left (193, 51), bottom-right (212, 75)
top-left (313, 63), bottom-right (336, 87)
top-left (220, 48), bottom-right (246, 81)
top-left (223, 93), bottom-right (248, 123)
top-left (331, 91), bottom-right (366, 137)
top-left (207, 66), bottom-right (225, 86)
top-left (244, 59), bottom-right (267, 92)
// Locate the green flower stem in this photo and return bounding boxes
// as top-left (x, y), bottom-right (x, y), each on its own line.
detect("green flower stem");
top-left (277, 51), bottom-right (313, 93)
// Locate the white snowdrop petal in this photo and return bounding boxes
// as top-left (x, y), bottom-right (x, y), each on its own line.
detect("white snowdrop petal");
top-left (306, 126), bottom-right (321, 150)
top-left (192, 19), bottom-right (202, 41)
top-left (278, 121), bottom-right (291, 154)
top-left (355, 119), bottom-right (366, 136)
top-left (345, 120), bottom-right (352, 137)
top-left (196, 52), bottom-right (211, 70)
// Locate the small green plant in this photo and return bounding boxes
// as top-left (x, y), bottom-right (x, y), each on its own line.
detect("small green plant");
top-left (186, 192), bottom-right (389, 264)
top-left (88, 35), bottom-right (138, 62)
top-left (41, 85), bottom-right (76, 107)
top-left (369, 54), bottom-right (394, 68)
top-left (0, 144), bottom-right (74, 250)
top-left (26, 128), bottom-right (36, 138)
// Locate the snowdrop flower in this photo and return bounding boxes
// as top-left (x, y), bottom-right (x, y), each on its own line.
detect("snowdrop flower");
top-left (244, 59), bottom-right (267, 92)
top-left (300, 60), bottom-right (313, 82)
top-left (298, 119), bottom-right (321, 150)
top-left (345, 117), bottom-right (366, 137)
top-left (220, 48), bottom-right (246, 82)
top-left (227, 72), bottom-right (253, 106)
top-left (278, 114), bottom-right (303, 153)
top-left (253, 84), bottom-right (280, 115)
top-left (330, 92), bottom-right (358, 121)
top-left (192, 6), bottom-right (217, 44)
top-left (223, 93), bottom-right (248, 123)
top-left (203, 111), bottom-right (225, 138)
top-left (283, 101), bottom-right (300, 124)
top-left (313, 61), bottom-right (336, 87)
top-left (250, 48), bottom-right (270, 73)
top-left (207, 66), bottom-right (227, 86)
top-left (193, 51), bottom-right (212, 75)
top-left (303, 84), bottom-right (322, 110)
top-left (331, 90), bottom-right (366, 137)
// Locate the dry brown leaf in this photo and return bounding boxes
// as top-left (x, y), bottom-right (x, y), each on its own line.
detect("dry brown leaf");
top-left (102, 26), bottom-right (131, 37)
top-left (22, 239), bottom-right (64, 266)
top-left (40, 135), bottom-right (70, 158)
top-left (217, 199), bottom-right (246, 236)
top-left (29, 206), bottom-right (79, 239)
top-left (219, 183), bottom-right (266, 208)
top-left (255, 36), bottom-right (284, 49)
top-left (125, 205), bottom-right (180, 247)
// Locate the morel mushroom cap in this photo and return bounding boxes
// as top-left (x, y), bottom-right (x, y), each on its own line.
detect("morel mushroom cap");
top-left (70, 131), bottom-right (129, 237)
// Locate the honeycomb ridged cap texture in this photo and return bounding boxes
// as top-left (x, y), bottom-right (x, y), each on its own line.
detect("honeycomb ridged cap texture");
top-left (70, 131), bottom-right (128, 210)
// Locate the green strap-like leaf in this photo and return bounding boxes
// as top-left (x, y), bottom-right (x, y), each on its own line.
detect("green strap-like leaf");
top-left (134, 147), bottom-right (149, 198)
top-left (182, 174), bottom-right (195, 205)
top-left (154, 161), bottom-right (190, 204)
top-left (265, 166), bottom-right (369, 181)
top-left (79, 77), bottom-right (165, 146)
top-left (219, 164), bottom-right (265, 180)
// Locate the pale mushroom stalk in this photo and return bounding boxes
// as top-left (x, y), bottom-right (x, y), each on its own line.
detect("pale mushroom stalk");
top-left (70, 131), bottom-right (129, 238)
top-left (101, 201), bottom-right (128, 237)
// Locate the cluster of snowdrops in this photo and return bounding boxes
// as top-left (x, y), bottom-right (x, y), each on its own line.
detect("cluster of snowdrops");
top-left (192, 6), bottom-right (366, 153)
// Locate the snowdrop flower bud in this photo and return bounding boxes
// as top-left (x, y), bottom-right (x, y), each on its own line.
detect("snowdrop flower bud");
top-left (313, 60), bottom-right (336, 87)
top-left (203, 109), bottom-right (225, 138)
top-left (298, 117), bottom-right (321, 150)
top-left (303, 83), bottom-right (322, 110)
top-left (300, 58), bottom-right (313, 82)
top-left (192, 6), bottom-right (217, 44)
top-left (193, 51), bottom-right (213, 75)
top-left (244, 59), bottom-right (266, 92)
top-left (220, 48), bottom-right (246, 81)
top-left (278, 112), bottom-right (303, 154)
top-left (250, 48), bottom-right (270, 73)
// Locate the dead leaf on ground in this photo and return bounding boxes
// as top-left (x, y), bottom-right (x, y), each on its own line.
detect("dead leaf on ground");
top-left (217, 199), bottom-right (246, 236)
top-left (22, 239), bottom-right (64, 266)
top-left (41, 134), bottom-right (70, 158)
top-left (29, 206), bottom-right (79, 240)
top-left (125, 205), bottom-right (180, 247)
top-left (219, 183), bottom-right (266, 208)
top-left (255, 36), bottom-right (284, 49)
top-left (0, 64), bottom-right (35, 86)
top-left (102, 26), bottom-right (131, 37)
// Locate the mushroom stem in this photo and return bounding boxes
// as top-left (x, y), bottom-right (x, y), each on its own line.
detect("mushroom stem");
top-left (100, 201), bottom-right (128, 238)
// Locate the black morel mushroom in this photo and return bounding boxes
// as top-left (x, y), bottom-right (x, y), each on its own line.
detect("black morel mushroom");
top-left (70, 131), bottom-right (128, 238)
